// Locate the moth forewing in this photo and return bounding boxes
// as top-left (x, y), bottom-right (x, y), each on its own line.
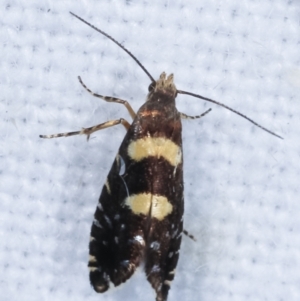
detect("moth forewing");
top-left (88, 73), bottom-right (184, 301)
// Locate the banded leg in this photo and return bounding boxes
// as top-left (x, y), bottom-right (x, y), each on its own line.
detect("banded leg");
top-left (40, 118), bottom-right (131, 140)
top-left (78, 76), bottom-right (136, 120)
top-left (183, 229), bottom-right (196, 241)
top-left (180, 108), bottom-right (212, 120)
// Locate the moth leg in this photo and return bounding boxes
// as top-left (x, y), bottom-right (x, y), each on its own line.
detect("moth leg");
top-left (180, 108), bottom-right (212, 120)
top-left (183, 229), bottom-right (196, 241)
top-left (78, 76), bottom-right (136, 120)
top-left (40, 118), bottom-right (130, 140)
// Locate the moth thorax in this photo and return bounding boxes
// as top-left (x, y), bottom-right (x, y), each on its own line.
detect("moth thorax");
top-left (155, 72), bottom-right (177, 97)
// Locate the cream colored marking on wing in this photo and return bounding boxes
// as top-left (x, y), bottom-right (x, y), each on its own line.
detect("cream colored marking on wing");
top-left (124, 193), bottom-right (173, 221)
top-left (89, 255), bottom-right (97, 263)
top-left (150, 195), bottom-right (173, 220)
top-left (168, 269), bottom-right (176, 275)
top-left (127, 137), bottom-right (182, 166)
top-left (105, 179), bottom-right (111, 194)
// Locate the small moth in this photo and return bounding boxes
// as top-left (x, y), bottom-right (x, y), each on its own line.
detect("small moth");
top-left (40, 12), bottom-right (282, 301)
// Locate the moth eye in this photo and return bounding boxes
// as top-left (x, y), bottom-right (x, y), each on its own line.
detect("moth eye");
top-left (148, 81), bottom-right (156, 92)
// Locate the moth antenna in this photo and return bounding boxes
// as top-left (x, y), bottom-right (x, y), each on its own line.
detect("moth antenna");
top-left (70, 12), bottom-right (155, 83)
top-left (70, 12), bottom-right (282, 140)
top-left (178, 89), bottom-right (283, 139)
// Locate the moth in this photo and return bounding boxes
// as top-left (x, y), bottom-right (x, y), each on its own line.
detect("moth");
top-left (40, 12), bottom-right (282, 301)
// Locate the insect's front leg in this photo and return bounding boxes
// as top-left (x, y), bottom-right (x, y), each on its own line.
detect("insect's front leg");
top-left (40, 76), bottom-right (137, 140)
top-left (78, 76), bottom-right (136, 120)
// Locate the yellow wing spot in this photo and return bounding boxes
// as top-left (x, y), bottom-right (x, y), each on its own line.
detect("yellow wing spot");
top-left (125, 193), bottom-right (151, 216)
top-left (124, 193), bottom-right (173, 221)
top-left (151, 195), bottom-right (173, 220)
top-left (127, 137), bottom-right (182, 166)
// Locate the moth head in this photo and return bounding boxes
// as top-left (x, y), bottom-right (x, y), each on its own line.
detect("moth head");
top-left (148, 72), bottom-right (177, 98)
